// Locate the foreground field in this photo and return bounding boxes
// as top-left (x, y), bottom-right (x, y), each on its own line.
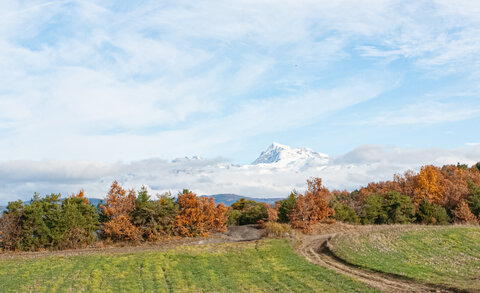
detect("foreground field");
top-left (330, 225), bottom-right (480, 291)
top-left (0, 239), bottom-right (377, 293)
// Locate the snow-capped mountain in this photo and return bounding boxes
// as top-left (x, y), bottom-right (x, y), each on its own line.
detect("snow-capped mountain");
top-left (251, 142), bottom-right (329, 167)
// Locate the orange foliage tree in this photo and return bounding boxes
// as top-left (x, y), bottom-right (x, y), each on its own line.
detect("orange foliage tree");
top-left (289, 178), bottom-right (334, 233)
top-left (414, 165), bottom-right (444, 205)
top-left (100, 181), bottom-right (139, 241)
top-left (453, 200), bottom-right (478, 224)
top-left (267, 203), bottom-right (279, 222)
top-left (174, 190), bottom-right (227, 237)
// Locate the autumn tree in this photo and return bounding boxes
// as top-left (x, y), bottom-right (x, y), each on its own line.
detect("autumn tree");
top-left (439, 165), bottom-right (472, 211)
top-left (413, 165), bottom-right (444, 205)
top-left (0, 200), bottom-right (25, 251)
top-left (453, 200), bottom-right (478, 224)
top-left (174, 190), bottom-right (227, 237)
top-left (266, 203), bottom-right (279, 222)
top-left (200, 197), bottom-right (228, 233)
top-left (289, 178), bottom-right (334, 233)
top-left (100, 181), bottom-right (139, 242)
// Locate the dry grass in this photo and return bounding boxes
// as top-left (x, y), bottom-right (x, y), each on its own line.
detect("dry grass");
top-left (263, 222), bottom-right (293, 238)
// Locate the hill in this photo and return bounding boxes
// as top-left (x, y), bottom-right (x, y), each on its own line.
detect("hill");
top-left (88, 195), bottom-right (282, 208)
top-left (206, 194), bottom-right (284, 206)
top-left (87, 198), bottom-right (104, 207)
top-left (329, 225), bottom-right (480, 291)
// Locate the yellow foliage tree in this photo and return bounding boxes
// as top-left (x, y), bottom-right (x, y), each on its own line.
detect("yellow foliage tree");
top-left (414, 165), bottom-right (444, 205)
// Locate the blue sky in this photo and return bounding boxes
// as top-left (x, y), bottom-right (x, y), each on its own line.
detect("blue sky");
top-left (1, 1), bottom-right (480, 203)
top-left (1, 1), bottom-right (480, 165)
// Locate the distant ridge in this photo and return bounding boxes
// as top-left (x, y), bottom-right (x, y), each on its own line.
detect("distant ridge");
top-left (0, 199), bottom-right (104, 213)
top-left (0, 195), bottom-right (283, 213)
top-left (205, 194), bottom-right (284, 207)
top-left (87, 196), bottom-right (282, 207)
top-left (87, 198), bottom-right (105, 207)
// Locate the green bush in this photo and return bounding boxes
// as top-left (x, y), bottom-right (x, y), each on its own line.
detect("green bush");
top-left (360, 194), bottom-right (387, 224)
top-left (132, 187), bottom-right (178, 240)
top-left (383, 191), bottom-right (415, 224)
top-left (277, 191), bottom-right (297, 223)
top-left (334, 203), bottom-right (360, 224)
top-left (467, 182), bottom-right (480, 217)
top-left (21, 193), bottom-right (62, 250)
top-left (0, 193), bottom-right (99, 251)
top-left (226, 209), bottom-right (242, 226)
top-left (416, 199), bottom-right (451, 225)
top-left (56, 196), bottom-right (99, 249)
top-left (359, 192), bottom-right (415, 225)
top-left (228, 198), bottom-right (268, 226)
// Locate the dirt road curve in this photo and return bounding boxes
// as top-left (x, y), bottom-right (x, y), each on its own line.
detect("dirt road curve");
top-left (298, 233), bottom-right (457, 293)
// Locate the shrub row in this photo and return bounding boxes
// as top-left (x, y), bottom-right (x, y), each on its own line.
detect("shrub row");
top-left (0, 182), bottom-right (227, 251)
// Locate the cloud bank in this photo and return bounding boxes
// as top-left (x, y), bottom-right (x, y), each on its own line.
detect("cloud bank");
top-left (1, 144), bottom-right (479, 204)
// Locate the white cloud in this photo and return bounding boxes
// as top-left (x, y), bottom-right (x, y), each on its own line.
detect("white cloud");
top-left (1, 0), bottom-right (480, 180)
top-left (1, 1), bottom-right (478, 156)
top-left (1, 144), bottom-right (479, 204)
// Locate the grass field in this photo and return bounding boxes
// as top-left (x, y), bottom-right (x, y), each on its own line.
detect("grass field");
top-left (330, 225), bottom-right (480, 291)
top-left (0, 239), bottom-right (378, 293)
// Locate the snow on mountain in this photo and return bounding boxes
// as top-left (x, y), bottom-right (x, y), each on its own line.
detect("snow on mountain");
top-left (251, 142), bottom-right (329, 167)
top-left (171, 155), bottom-right (204, 163)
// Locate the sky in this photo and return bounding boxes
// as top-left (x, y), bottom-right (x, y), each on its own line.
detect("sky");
top-left (1, 0), bottom-right (480, 203)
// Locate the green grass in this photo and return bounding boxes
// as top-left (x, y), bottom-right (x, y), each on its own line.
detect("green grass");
top-left (330, 225), bottom-right (480, 291)
top-left (0, 239), bottom-right (378, 292)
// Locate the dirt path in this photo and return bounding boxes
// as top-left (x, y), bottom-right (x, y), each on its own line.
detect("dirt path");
top-left (298, 232), bottom-right (457, 293)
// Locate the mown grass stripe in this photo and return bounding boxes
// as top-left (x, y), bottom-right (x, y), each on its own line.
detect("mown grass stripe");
top-left (0, 239), bottom-right (378, 292)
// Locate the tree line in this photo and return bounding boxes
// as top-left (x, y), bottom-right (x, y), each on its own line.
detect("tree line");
top-left (0, 182), bottom-right (227, 251)
top-left (274, 163), bottom-right (480, 232)
top-left (1, 162), bottom-right (479, 251)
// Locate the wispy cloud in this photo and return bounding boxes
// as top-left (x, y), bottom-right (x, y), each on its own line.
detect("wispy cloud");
top-left (356, 100), bottom-right (480, 126)
top-left (1, 0), bottom-right (480, 164)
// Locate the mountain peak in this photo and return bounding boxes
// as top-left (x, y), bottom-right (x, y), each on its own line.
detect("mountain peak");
top-left (252, 143), bottom-right (329, 166)
top-left (266, 142), bottom-right (290, 151)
